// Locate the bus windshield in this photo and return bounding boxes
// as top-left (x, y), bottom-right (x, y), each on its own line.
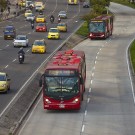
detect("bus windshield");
top-left (89, 22), bottom-right (105, 33)
top-left (44, 76), bottom-right (79, 98)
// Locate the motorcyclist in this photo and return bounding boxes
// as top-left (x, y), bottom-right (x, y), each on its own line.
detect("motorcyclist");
top-left (30, 20), bottom-right (34, 29)
top-left (50, 15), bottom-right (54, 23)
top-left (39, 10), bottom-right (43, 15)
top-left (18, 47), bottom-right (25, 61)
top-left (58, 15), bottom-right (61, 23)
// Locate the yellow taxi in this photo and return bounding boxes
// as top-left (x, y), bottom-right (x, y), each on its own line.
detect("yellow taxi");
top-left (24, 10), bottom-right (32, 17)
top-left (48, 28), bottom-right (60, 39)
top-left (18, 0), bottom-right (26, 7)
top-left (32, 39), bottom-right (46, 53)
top-left (36, 15), bottom-right (46, 23)
top-left (35, 2), bottom-right (45, 11)
top-left (57, 22), bottom-right (67, 32)
top-left (0, 72), bottom-right (10, 93)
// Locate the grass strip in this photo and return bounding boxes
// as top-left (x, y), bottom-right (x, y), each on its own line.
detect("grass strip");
top-left (130, 40), bottom-right (135, 73)
top-left (76, 21), bottom-right (89, 37)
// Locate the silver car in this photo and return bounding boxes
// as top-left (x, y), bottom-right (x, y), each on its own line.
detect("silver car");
top-left (13, 35), bottom-right (29, 47)
top-left (26, 14), bottom-right (35, 21)
top-left (58, 11), bottom-right (67, 19)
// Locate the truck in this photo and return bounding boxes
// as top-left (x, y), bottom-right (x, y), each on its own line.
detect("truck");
top-left (89, 14), bottom-right (113, 39)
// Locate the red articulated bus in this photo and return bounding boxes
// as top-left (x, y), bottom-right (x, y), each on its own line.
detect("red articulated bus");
top-left (39, 50), bottom-right (86, 110)
top-left (89, 14), bottom-right (113, 39)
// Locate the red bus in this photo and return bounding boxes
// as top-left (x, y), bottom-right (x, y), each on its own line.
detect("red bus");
top-left (39, 50), bottom-right (86, 110)
top-left (89, 15), bottom-right (113, 39)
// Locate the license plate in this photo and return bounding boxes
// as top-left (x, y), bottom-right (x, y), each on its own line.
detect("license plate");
top-left (8, 36), bottom-right (10, 37)
top-left (59, 104), bottom-right (65, 108)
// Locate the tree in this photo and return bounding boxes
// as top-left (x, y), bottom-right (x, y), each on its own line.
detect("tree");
top-left (0, 0), bottom-right (7, 10)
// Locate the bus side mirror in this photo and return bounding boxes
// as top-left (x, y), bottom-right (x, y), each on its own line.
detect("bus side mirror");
top-left (39, 79), bottom-right (42, 87)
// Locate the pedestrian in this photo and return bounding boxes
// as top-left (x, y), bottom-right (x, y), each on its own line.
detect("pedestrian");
top-left (13, 11), bottom-right (16, 18)
top-left (19, 5), bottom-right (21, 10)
top-left (1, 8), bottom-right (3, 15)
top-left (8, 6), bottom-right (10, 14)
top-left (16, 3), bottom-right (18, 8)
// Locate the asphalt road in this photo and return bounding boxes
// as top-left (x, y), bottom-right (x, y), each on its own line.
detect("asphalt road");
top-left (0, 0), bottom-right (89, 114)
top-left (18, 2), bottom-right (135, 135)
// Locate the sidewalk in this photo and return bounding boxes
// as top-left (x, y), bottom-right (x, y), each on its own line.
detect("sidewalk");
top-left (0, 0), bottom-right (25, 21)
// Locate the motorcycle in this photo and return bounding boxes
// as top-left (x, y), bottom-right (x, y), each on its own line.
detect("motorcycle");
top-left (31, 23), bottom-right (34, 29)
top-left (18, 53), bottom-right (24, 64)
top-left (50, 17), bottom-right (54, 23)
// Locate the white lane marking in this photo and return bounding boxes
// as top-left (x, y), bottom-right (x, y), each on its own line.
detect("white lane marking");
top-left (28, 32), bottom-right (31, 34)
top-left (92, 73), bottom-right (94, 77)
top-left (5, 65), bottom-right (8, 68)
top-left (51, 0), bottom-right (58, 14)
top-left (81, 125), bottom-right (85, 132)
top-left (93, 66), bottom-right (95, 70)
top-left (85, 110), bottom-right (87, 116)
top-left (87, 98), bottom-right (90, 103)
top-left (126, 38), bottom-right (135, 104)
top-left (12, 59), bottom-right (16, 62)
top-left (26, 49), bottom-right (29, 52)
top-left (95, 61), bottom-right (97, 64)
top-left (6, 45), bottom-right (9, 47)
top-left (90, 80), bottom-right (93, 84)
top-left (97, 52), bottom-right (99, 55)
top-left (96, 56), bottom-right (98, 59)
top-left (89, 88), bottom-right (91, 93)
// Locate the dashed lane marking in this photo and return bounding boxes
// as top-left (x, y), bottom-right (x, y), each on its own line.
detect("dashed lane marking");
top-left (87, 98), bottom-right (90, 103)
top-left (81, 125), bottom-right (85, 132)
top-left (12, 59), bottom-right (16, 62)
top-left (85, 110), bottom-right (87, 116)
top-left (26, 49), bottom-right (29, 52)
top-left (90, 80), bottom-right (93, 84)
top-left (89, 88), bottom-right (91, 93)
top-left (5, 65), bottom-right (8, 68)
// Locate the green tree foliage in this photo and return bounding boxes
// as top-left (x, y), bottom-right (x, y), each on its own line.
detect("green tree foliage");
top-left (0, 0), bottom-right (7, 10)
top-left (81, 0), bottom-right (111, 30)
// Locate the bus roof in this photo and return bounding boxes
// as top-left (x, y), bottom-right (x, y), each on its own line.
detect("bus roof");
top-left (91, 14), bottom-right (113, 21)
top-left (45, 50), bottom-right (85, 70)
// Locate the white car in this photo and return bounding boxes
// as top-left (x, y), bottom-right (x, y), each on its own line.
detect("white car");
top-left (26, 14), bottom-right (35, 21)
top-left (58, 11), bottom-right (67, 19)
top-left (13, 35), bottom-right (29, 47)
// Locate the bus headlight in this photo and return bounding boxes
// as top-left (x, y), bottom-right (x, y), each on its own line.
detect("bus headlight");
top-left (72, 98), bottom-right (79, 103)
top-left (45, 98), bottom-right (51, 103)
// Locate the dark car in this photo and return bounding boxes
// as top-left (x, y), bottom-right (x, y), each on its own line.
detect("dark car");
top-left (3, 25), bottom-right (16, 40)
top-left (83, 2), bottom-right (90, 8)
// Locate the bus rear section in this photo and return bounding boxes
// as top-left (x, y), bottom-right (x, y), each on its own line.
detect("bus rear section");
top-left (89, 15), bottom-right (113, 39)
top-left (39, 50), bottom-right (86, 110)
top-left (68, 0), bottom-right (78, 5)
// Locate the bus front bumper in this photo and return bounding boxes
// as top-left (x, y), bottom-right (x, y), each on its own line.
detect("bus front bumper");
top-left (44, 102), bottom-right (81, 110)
